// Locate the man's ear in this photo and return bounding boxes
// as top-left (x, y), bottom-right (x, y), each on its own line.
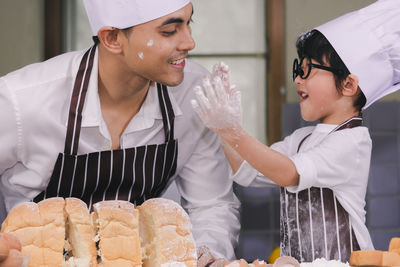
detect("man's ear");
top-left (97, 27), bottom-right (124, 54)
top-left (342, 74), bottom-right (359, 97)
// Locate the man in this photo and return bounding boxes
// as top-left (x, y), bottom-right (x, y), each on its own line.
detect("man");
top-left (0, 233), bottom-right (24, 267)
top-left (0, 0), bottom-right (240, 265)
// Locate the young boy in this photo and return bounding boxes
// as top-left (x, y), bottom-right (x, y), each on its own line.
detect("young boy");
top-left (191, 0), bottom-right (400, 263)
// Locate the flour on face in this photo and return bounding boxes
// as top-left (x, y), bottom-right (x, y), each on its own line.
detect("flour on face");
top-left (146, 40), bottom-right (154, 47)
top-left (138, 52), bottom-right (144, 60)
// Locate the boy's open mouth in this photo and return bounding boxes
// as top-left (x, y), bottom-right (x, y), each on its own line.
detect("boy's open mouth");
top-left (298, 90), bottom-right (309, 100)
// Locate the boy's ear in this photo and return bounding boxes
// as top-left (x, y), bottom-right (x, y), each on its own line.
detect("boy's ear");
top-left (342, 74), bottom-right (359, 97)
top-left (97, 27), bottom-right (124, 54)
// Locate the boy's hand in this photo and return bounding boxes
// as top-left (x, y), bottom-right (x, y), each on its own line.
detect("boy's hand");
top-left (191, 62), bottom-right (242, 134)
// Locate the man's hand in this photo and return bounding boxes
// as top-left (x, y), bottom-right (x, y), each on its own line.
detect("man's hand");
top-left (197, 245), bottom-right (225, 267)
top-left (191, 62), bottom-right (242, 135)
top-left (0, 233), bottom-right (24, 267)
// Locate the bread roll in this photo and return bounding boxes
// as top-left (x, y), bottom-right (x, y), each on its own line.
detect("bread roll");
top-left (382, 251), bottom-right (400, 266)
top-left (39, 197), bottom-right (66, 266)
top-left (2, 198), bottom-right (97, 267)
top-left (64, 198), bottom-right (97, 267)
top-left (350, 249), bottom-right (400, 266)
top-left (1, 197), bottom-right (198, 267)
top-left (350, 250), bottom-right (383, 266)
top-left (1, 197), bottom-right (66, 267)
top-left (138, 198), bottom-right (197, 267)
top-left (389, 237), bottom-right (400, 252)
top-left (92, 200), bottom-right (141, 267)
top-left (391, 248), bottom-right (400, 256)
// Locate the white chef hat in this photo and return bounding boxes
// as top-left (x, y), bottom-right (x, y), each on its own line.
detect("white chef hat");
top-left (315, 0), bottom-right (400, 109)
top-left (83, 0), bottom-right (191, 36)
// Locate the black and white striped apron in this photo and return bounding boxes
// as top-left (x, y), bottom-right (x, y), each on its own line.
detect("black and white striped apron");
top-left (280, 116), bottom-right (362, 262)
top-left (34, 45), bottom-right (178, 208)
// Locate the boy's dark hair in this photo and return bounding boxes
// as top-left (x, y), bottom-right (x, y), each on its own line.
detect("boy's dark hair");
top-left (296, 30), bottom-right (366, 111)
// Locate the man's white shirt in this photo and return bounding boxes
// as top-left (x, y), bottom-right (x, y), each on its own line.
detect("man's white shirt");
top-left (0, 48), bottom-right (240, 259)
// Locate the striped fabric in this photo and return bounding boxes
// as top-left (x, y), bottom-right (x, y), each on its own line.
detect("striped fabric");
top-left (280, 116), bottom-right (362, 262)
top-left (34, 45), bottom-right (178, 209)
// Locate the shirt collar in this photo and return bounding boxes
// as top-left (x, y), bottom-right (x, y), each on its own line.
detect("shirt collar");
top-left (314, 116), bottom-right (363, 133)
top-left (74, 47), bottom-right (183, 132)
top-left (314, 123), bottom-right (337, 132)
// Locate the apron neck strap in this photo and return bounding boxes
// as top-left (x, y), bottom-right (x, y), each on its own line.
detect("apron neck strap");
top-left (297, 115), bottom-right (363, 153)
top-left (330, 115), bottom-right (363, 133)
top-left (157, 83), bottom-right (175, 142)
top-left (64, 45), bottom-right (97, 155)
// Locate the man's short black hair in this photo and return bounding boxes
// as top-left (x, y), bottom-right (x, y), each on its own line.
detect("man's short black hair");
top-left (92, 36), bottom-right (100, 44)
top-left (91, 26), bottom-right (133, 45)
top-left (296, 30), bottom-right (366, 110)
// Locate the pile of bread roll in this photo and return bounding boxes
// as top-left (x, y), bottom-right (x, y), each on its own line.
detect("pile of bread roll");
top-left (350, 237), bottom-right (400, 266)
top-left (0, 197), bottom-right (197, 267)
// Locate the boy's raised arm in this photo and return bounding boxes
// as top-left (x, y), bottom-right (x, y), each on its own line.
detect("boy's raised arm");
top-left (191, 62), bottom-right (299, 187)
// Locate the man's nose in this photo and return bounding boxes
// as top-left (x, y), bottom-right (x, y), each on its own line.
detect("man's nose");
top-left (178, 27), bottom-right (195, 51)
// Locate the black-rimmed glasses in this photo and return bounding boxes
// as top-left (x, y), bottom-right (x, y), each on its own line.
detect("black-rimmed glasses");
top-left (292, 58), bottom-right (345, 81)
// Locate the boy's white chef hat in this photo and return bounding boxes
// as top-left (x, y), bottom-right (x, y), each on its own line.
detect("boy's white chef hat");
top-left (83, 0), bottom-right (191, 36)
top-left (315, 0), bottom-right (400, 109)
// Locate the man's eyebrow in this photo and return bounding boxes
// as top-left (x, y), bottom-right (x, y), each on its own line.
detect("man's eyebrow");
top-left (160, 9), bottom-right (194, 27)
top-left (160, 17), bottom-right (184, 26)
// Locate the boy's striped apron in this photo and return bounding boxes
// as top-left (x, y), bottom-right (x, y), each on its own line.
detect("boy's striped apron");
top-left (280, 116), bottom-right (362, 262)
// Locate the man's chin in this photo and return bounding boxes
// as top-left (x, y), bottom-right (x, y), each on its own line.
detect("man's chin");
top-left (159, 74), bottom-right (184, 87)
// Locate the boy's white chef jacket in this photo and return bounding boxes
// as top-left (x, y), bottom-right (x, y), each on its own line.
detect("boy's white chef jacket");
top-left (232, 124), bottom-right (375, 251)
top-left (0, 48), bottom-right (240, 260)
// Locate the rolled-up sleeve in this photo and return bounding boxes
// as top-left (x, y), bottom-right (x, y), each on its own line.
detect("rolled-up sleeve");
top-left (176, 124), bottom-right (240, 260)
top-left (287, 153), bottom-right (318, 192)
